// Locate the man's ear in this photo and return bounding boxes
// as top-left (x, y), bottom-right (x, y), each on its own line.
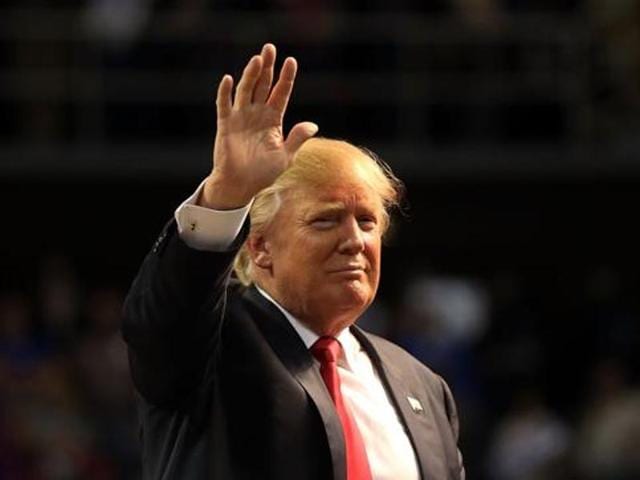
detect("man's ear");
top-left (246, 233), bottom-right (272, 269)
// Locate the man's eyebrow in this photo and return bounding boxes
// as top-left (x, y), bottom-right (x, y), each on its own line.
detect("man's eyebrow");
top-left (305, 202), bottom-right (346, 216)
top-left (305, 202), bottom-right (381, 220)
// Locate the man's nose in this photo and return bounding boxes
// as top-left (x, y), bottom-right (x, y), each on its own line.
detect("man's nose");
top-left (338, 217), bottom-right (365, 254)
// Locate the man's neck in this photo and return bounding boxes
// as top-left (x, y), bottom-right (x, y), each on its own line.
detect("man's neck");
top-left (253, 283), bottom-right (354, 338)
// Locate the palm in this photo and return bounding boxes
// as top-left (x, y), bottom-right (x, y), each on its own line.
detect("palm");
top-left (215, 108), bottom-right (288, 191)
top-left (210, 44), bottom-right (318, 202)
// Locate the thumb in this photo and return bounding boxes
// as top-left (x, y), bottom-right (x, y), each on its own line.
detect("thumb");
top-left (284, 122), bottom-right (319, 155)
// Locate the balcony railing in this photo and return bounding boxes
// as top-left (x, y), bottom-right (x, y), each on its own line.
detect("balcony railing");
top-left (1, 7), bottom-right (636, 178)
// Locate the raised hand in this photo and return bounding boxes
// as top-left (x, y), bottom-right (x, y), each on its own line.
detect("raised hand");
top-left (200, 43), bottom-right (318, 209)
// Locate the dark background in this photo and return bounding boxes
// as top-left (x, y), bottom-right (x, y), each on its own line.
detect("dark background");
top-left (1, 1), bottom-right (639, 479)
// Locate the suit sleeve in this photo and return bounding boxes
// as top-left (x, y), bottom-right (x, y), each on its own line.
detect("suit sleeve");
top-left (439, 376), bottom-right (466, 480)
top-left (121, 219), bottom-right (241, 408)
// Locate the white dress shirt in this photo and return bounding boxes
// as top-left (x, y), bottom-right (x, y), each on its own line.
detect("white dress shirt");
top-left (174, 183), bottom-right (420, 480)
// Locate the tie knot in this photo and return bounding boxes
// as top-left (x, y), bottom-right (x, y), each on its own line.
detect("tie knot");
top-left (311, 336), bottom-right (342, 364)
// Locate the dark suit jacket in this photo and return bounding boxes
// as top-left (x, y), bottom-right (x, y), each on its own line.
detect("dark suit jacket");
top-left (122, 220), bottom-right (465, 480)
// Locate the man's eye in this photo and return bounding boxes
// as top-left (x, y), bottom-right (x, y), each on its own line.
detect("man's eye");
top-left (358, 217), bottom-right (377, 230)
top-left (311, 218), bottom-right (336, 229)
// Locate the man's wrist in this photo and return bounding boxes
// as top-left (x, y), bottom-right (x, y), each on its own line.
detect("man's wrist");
top-left (175, 179), bottom-right (252, 251)
top-left (198, 173), bottom-right (254, 210)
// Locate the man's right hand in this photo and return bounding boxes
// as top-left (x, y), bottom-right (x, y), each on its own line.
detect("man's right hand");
top-left (199, 43), bottom-right (318, 210)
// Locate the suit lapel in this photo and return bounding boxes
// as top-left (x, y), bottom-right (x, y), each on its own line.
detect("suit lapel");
top-left (352, 327), bottom-right (451, 480)
top-left (243, 287), bottom-right (346, 480)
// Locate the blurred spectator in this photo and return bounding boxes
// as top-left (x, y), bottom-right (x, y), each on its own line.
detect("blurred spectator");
top-left (37, 254), bottom-right (82, 354)
top-left (399, 275), bottom-right (490, 343)
top-left (584, 267), bottom-right (640, 372)
top-left (479, 271), bottom-right (546, 411)
top-left (588, 0), bottom-right (640, 141)
top-left (75, 287), bottom-right (132, 414)
top-left (7, 1), bottom-right (75, 142)
top-left (393, 274), bottom-right (489, 416)
top-left (0, 292), bottom-right (44, 374)
top-left (74, 287), bottom-right (139, 477)
top-left (273, 0), bottom-right (337, 39)
top-left (487, 388), bottom-right (572, 480)
top-left (574, 358), bottom-right (640, 480)
top-left (83, 0), bottom-right (151, 52)
top-left (453, 0), bottom-right (506, 32)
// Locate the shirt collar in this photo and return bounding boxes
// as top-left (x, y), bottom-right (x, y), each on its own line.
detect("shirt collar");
top-left (255, 285), bottom-right (362, 369)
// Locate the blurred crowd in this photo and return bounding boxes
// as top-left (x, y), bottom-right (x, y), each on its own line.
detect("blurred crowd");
top-left (1, 253), bottom-right (638, 479)
top-left (0, 255), bottom-right (139, 479)
top-left (379, 267), bottom-right (640, 480)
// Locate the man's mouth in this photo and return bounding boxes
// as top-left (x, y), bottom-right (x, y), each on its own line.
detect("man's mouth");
top-left (328, 265), bottom-right (366, 274)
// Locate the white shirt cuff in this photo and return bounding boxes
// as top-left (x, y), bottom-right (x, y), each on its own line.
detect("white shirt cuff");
top-left (174, 180), bottom-right (252, 251)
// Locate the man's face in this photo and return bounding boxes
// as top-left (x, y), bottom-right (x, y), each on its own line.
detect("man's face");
top-left (255, 173), bottom-right (383, 334)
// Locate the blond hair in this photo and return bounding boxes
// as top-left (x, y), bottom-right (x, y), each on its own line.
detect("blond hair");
top-left (233, 137), bottom-right (403, 286)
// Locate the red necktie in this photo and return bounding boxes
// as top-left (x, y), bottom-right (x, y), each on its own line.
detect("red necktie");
top-left (311, 336), bottom-right (372, 480)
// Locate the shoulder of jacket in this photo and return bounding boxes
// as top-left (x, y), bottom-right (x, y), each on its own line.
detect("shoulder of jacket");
top-left (358, 330), bottom-right (443, 385)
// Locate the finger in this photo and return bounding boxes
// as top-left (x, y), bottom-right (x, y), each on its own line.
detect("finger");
top-left (216, 74), bottom-right (233, 120)
top-left (234, 55), bottom-right (263, 108)
top-left (284, 121), bottom-right (319, 155)
top-left (267, 57), bottom-right (297, 117)
top-left (253, 43), bottom-right (276, 104)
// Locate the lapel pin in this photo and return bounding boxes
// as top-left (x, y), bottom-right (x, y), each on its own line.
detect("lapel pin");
top-left (407, 396), bottom-right (424, 414)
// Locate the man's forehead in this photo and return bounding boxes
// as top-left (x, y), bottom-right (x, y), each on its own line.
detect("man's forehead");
top-left (291, 183), bottom-right (382, 212)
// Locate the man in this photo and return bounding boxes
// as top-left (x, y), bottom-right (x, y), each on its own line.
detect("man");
top-left (123, 43), bottom-right (465, 480)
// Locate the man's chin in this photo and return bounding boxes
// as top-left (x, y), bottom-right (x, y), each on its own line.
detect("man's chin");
top-left (330, 283), bottom-right (373, 313)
